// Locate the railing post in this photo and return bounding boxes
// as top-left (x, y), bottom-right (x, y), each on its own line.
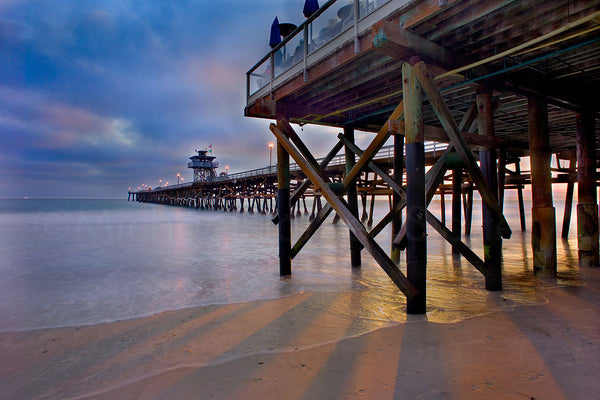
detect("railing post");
top-left (353, 0), bottom-right (360, 53)
top-left (303, 24), bottom-right (309, 82)
top-left (270, 52), bottom-right (275, 98)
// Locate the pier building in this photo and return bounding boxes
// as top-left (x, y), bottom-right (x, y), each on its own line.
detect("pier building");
top-left (188, 149), bottom-right (219, 182)
top-left (242, 0), bottom-right (600, 313)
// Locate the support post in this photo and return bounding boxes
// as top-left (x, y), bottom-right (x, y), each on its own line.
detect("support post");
top-left (452, 168), bottom-right (461, 254)
top-left (515, 159), bottom-right (527, 232)
top-left (528, 94), bottom-right (556, 277)
top-left (277, 139), bottom-right (291, 276)
top-left (562, 152), bottom-right (576, 239)
top-left (392, 134), bottom-right (404, 263)
top-left (576, 110), bottom-right (599, 267)
top-left (477, 87), bottom-right (502, 290)
top-left (403, 62), bottom-right (426, 314)
top-left (344, 124), bottom-right (362, 267)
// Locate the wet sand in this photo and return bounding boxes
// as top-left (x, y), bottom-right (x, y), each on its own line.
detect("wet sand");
top-left (1, 267), bottom-right (599, 400)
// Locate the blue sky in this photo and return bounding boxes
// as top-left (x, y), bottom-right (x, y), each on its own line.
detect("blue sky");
top-left (0, 0), bottom-right (347, 198)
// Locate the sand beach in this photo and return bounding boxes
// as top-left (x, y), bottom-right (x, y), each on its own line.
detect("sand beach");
top-left (1, 266), bottom-right (599, 400)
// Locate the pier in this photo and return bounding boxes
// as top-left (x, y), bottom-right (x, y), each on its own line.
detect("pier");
top-left (242, 0), bottom-right (600, 313)
top-left (130, 0), bottom-right (599, 314)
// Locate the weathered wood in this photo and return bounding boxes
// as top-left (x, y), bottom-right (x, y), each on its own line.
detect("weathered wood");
top-left (576, 110), bottom-right (599, 267)
top-left (515, 159), bottom-right (526, 232)
top-left (451, 168), bottom-right (461, 254)
top-left (412, 61), bottom-right (511, 239)
top-left (403, 62), bottom-right (426, 314)
top-left (343, 101), bottom-right (404, 188)
top-left (272, 140), bottom-right (344, 225)
top-left (561, 153), bottom-right (576, 239)
top-left (372, 21), bottom-right (457, 69)
top-left (528, 94), bottom-right (556, 277)
top-left (426, 210), bottom-right (491, 277)
top-left (337, 133), bottom-right (406, 198)
top-left (345, 125), bottom-right (362, 268)
top-left (392, 134), bottom-right (404, 263)
top-left (270, 122), bottom-right (418, 300)
top-left (291, 204), bottom-right (334, 259)
top-left (277, 139), bottom-right (291, 276)
top-left (477, 87), bottom-right (502, 291)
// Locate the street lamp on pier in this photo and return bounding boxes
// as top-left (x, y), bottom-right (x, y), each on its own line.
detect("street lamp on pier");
top-left (177, 173), bottom-right (181, 187)
top-left (159, 179), bottom-right (162, 188)
top-left (269, 142), bottom-right (274, 172)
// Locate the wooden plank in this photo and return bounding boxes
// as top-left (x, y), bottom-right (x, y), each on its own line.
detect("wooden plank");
top-left (426, 210), bottom-right (492, 277)
top-left (343, 101), bottom-right (404, 188)
top-left (412, 61), bottom-right (511, 239)
top-left (270, 122), bottom-right (418, 300)
top-left (372, 21), bottom-right (457, 69)
top-left (403, 61), bottom-right (427, 314)
top-left (337, 133), bottom-right (406, 197)
top-left (272, 140), bottom-right (344, 225)
top-left (277, 139), bottom-right (291, 276)
top-left (291, 204), bottom-right (334, 259)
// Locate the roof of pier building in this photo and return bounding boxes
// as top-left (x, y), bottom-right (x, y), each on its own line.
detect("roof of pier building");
top-left (245, 0), bottom-right (600, 156)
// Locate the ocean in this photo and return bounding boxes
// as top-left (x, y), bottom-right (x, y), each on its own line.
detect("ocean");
top-left (0, 196), bottom-right (585, 333)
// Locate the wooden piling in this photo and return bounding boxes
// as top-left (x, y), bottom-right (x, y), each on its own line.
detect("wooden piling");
top-left (562, 153), bottom-right (576, 239)
top-left (477, 87), bottom-right (502, 290)
top-left (344, 125), bottom-right (362, 267)
top-left (403, 62), bottom-right (426, 314)
top-left (452, 168), bottom-right (461, 254)
top-left (515, 160), bottom-right (527, 232)
top-left (277, 139), bottom-right (292, 276)
top-left (391, 134), bottom-right (404, 263)
top-left (576, 110), bottom-right (599, 267)
top-left (528, 94), bottom-right (556, 277)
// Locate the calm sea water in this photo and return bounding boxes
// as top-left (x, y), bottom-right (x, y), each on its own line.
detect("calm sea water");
top-left (0, 196), bottom-right (585, 332)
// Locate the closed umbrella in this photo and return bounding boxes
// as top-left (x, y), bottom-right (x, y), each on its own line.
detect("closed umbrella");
top-left (269, 16), bottom-right (281, 48)
top-left (303, 0), bottom-right (319, 18)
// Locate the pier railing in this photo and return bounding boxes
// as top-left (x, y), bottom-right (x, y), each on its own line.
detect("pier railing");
top-left (246, 0), bottom-right (401, 104)
top-left (147, 141), bottom-right (447, 192)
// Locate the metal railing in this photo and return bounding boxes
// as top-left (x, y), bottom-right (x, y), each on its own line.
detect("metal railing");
top-left (246, 0), bottom-right (396, 102)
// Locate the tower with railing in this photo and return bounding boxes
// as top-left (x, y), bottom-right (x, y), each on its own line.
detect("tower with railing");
top-left (188, 149), bottom-right (219, 182)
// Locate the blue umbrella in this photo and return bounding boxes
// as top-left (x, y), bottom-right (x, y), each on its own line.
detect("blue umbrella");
top-left (303, 0), bottom-right (319, 18)
top-left (269, 16), bottom-right (281, 48)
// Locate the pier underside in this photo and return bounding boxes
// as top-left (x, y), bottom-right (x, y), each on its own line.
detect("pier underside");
top-left (243, 0), bottom-right (600, 313)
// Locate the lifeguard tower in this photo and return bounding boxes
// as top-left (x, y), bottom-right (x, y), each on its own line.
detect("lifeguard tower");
top-left (188, 149), bottom-right (219, 182)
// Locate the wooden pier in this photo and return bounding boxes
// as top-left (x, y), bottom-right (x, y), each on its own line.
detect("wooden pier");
top-left (241, 0), bottom-right (600, 313)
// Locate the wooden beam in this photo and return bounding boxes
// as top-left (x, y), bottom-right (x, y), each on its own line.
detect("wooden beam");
top-left (272, 140), bottom-right (344, 225)
top-left (372, 21), bottom-right (457, 69)
top-left (426, 210), bottom-right (491, 277)
top-left (412, 61), bottom-right (511, 239)
top-left (343, 101), bottom-right (404, 188)
top-left (403, 62), bottom-right (427, 314)
top-left (337, 133), bottom-right (406, 198)
top-left (270, 122), bottom-right (418, 300)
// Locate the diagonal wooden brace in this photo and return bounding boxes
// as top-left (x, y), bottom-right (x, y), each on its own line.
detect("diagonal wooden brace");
top-left (291, 203), bottom-right (334, 258)
top-left (343, 101), bottom-right (404, 188)
top-left (337, 132), bottom-right (406, 199)
top-left (425, 210), bottom-right (493, 278)
top-left (272, 140), bottom-right (344, 225)
top-left (270, 123), bottom-right (418, 300)
top-left (411, 61), bottom-right (511, 239)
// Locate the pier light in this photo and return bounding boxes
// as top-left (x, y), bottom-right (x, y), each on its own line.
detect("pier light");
top-left (165, 181), bottom-right (169, 187)
top-left (159, 179), bottom-right (162, 187)
top-left (177, 173), bottom-right (181, 187)
top-left (269, 142), bottom-right (274, 170)
top-left (225, 165), bottom-right (229, 174)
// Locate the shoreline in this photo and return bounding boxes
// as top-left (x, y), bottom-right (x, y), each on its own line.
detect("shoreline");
top-left (1, 269), bottom-right (599, 400)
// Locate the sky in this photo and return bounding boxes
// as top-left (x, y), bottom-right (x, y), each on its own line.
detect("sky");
top-left (0, 0), bottom-right (351, 198)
